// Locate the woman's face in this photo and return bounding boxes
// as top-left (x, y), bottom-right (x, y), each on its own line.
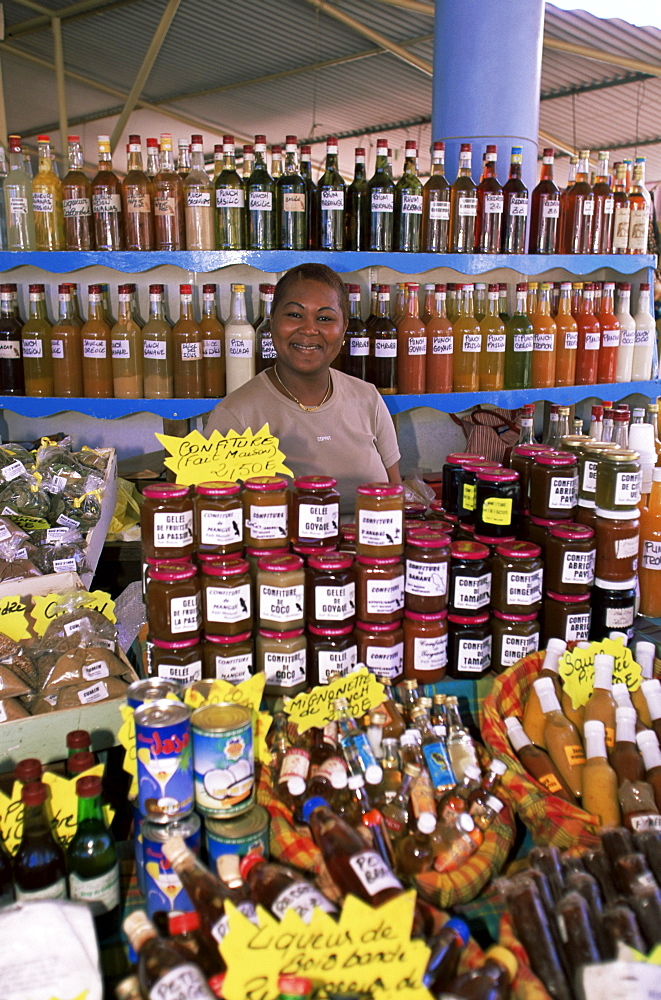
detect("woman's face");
top-left (271, 278), bottom-right (347, 378)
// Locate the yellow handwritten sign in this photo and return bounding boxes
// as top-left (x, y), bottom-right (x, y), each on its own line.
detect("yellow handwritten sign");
top-left (0, 594), bottom-right (31, 641)
top-left (30, 589), bottom-right (116, 636)
top-left (156, 424), bottom-right (293, 486)
top-left (182, 674), bottom-right (273, 764)
top-left (221, 891), bottom-right (432, 1000)
top-left (285, 667), bottom-right (385, 733)
top-left (559, 637), bottom-right (643, 711)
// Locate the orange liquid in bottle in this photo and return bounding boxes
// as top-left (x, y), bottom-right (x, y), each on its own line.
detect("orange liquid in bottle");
top-left (575, 284), bottom-right (600, 386)
top-left (478, 283), bottom-right (505, 391)
top-left (452, 284), bottom-right (481, 392)
top-left (172, 284), bottom-right (203, 398)
top-left (51, 284), bottom-right (83, 397)
top-left (531, 282), bottom-right (557, 388)
top-left (81, 284), bottom-right (113, 398)
top-left (554, 283), bottom-right (578, 386)
top-left (597, 282), bottom-right (620, 384)
top-left (397, 282), bottom-right (426, 393)
top-left (425, 284), bottom-right (453, 393)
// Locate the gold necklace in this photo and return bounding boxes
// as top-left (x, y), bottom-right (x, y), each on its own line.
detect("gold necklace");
top-left (273, 364), bottom-right (332, 411)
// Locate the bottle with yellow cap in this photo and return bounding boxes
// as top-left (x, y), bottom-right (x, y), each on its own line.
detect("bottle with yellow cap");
top-left (444, 944), bottom-right (518, 1000)
top-left (32, 136), bottom-right (65, 250)
top-left (224, 283), bottom-right (256, 395)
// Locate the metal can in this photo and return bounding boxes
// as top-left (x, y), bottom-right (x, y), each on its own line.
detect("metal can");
top-left (135, 699), bottom-right (194, 822)
top-left (191, 703), bottom-right (254, 818)
top-left (127, 677), bottom-right (181, 709)
top-left (205, 805), bottom-right (270, 864)
top-left (141, 813), bottom-right (201, 919)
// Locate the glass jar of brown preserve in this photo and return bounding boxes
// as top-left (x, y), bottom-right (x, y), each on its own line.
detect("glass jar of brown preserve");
top-left (257, 628), bottom-right (307, 696)
top-left (542, 590), bottom-right (591, 645)
top-left (307, 624), bottom-right (358, 686)
top-left (355, 620), bottom-right (404, 685)
top-left (404, 529), bottom-right (450, 613)
top-left (201, 558), bottom-right (252, 636)
top-left (355, 482), bottom-right (404, 558)
top-left (243, 476), bottom-right (289, 548)
top-left (194, 481), bottom-right (243, 555)
top-left (146, 562), bottom-right (201, 642)
top-left (529, 451), bottom-right (578, 519)
top-left (491, 611), bottom-right (539, 673)
top-left (142, 483), bottom-right (194, 559)
top-left (150, 638), bottom-right (203, 686)
top-left (544, 523), bottom-right (596, 595)
top-left (306, 553), bottom-right (356, 628)
top-left (292, 475), bottom-right (340, 547)
top-left (203, 632), bottom-right (254, 684)
top-left (403, 609), bottom-right (448, 684)
top-left (257, 554), bottom-right (305, 631)
top-left (491, 542), bottom-right (543, 615)
top-left (594, 508), bottom-right (640, 583)
top-left (355, 555), bottom-right (404, 623)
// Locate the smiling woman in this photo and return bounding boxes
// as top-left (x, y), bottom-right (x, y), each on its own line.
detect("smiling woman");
top-left (205, 263), bottom-right (401, 513)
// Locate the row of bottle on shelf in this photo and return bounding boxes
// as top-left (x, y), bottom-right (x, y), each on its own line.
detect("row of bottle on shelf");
top-left (0, 276), bottom-right (656, 399)
top-left (1, 132), bottom-right (654, 255)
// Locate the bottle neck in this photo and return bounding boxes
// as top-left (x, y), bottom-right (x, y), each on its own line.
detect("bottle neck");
top-left (160, 147), bottom-right (176, 173)
top-left (374, 153), bottom-right (389, 174)
top-left (97, 149), bottom-right (113, 171)
top-left (434, 292), bottom-right (447, 318)
top-left (231, 291), bottom-right (248, 322)
top-left (508, 161), bottom-right (522, 179)
top-left (68, 145), bottom-right (84, 171)
top-left (539, 160), bottom-right (554, 181)
top-left (486, 292), bottom-right (499, 317)
top-left (9, 149), bottom-right (25, 172)
top-left (77, 792), bottom-right (105, 825)
top-left (28, 294), bottom-right (47, 320)
top-left (87, 295), bottom-right (105, 321)
top-left (514, 292), bottom-right (527, 315)
top-left (402, 155), bottom-right (417, 177)
top-left (118, 294), bottom-right (132, 322)
top-left (459, 290), bottom-right (475, 318)
top-left (580, 292), bottom-right (595, 315)
top-left (431, 156), bottom-right (445, 176)
top-left (353, 160), bottom-right (366, 180)
top-left (127, 149), bottom-right (144, 172)
top-left (284, 150), bottom-right (299, 175)
top-left (223, 150), bottom-right (237, 172)
top-left (324, 150), bottom-right (339, 172)
top-left (58, 294), bottom-right (74, 321)
top-left (537, 289), bottom-right (552, 316)
top-left (405, 291), bottom-right (420, 318)
top-left (190, 148), bottom-right (206, 172)
top-left (618, 291), bottom-right (631, 314)
top-left (21, 801), bottom-right (52, 840)
top-left (348, 296), bottom-right (361, 320)
top-left (179, 294), bottom-right (194, 321)
top-left (457, 152), bottom-right (472, 177)
top-left (149, 295), bottom-right (165, 320)
top-left (376, 294), bottom-right (390, 319)
top-left (203, 294), bottom-right (218, 319)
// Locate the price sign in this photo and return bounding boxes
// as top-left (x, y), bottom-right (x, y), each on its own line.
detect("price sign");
top-left (30, 589), bottom-right (116, 636)
top-left (0, 594), bottom-right (31, 641)
top-left (156, 423), bottom-right (293, 486)
top-left (559, 637), bottom-right (642, 711)
top-left (284, 667), bottom-right (385, 733)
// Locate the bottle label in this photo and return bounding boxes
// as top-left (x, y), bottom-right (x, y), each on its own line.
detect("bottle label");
top-left (111, 338), bottom-right (131, 359)
top-left (565, 612), bottom-right (590, 642)
top-left (260, 336), bottom-right (277, 360)
top-left (630, 814), bottom-right (661, 832)
top-left (458, 195), bottom-right (478, 217)
top-left (375, 339), bottom-right (397, 358)
top-left (350, 336), bottom-right (370, 357)
top-left (298, 502), bottom-right (339, 541)
top-left (407, 336), bottom-right (426, 356)
top-left (348, 851), bottom-right (402, 896)
top-left (22, 337), bottom-right (43, 358)
top-left (357, 508), bottom-right (403, 549)
top-left (501, 630), bottom-right (539, 667)
top-left (202, 338), bottom-right (221, 358)
top-left (456, 635), bottom-right (492, 673)
top-left (506, 568), bottom-right (543, 605)
top-left (601, 325), bottom-right (620, 347)
top-left (169, 593), bottom-right (201, 634)
top-left (249, 190), bottom-right (273, 211)
top-left (63, 197), bottom-right (91, 218)
top-left (614, 470), bottom-right (641, 506)
top-left (484, 193), bottom-right (504, 214)
top-left (542, 199), bottom-right (560, 219)
top-left (271, 881), bottom-right (338, 922)
top-left (539, 772), bottom-right (563, 794)
top-left (366, 576), bottom-right (404, 616)
top-left (642, 539), bottom-right (661, 570)
top-left (533, 332), bottom-right (554, 352)
top-left (584, 331), bottom-right (600, 350)
top-left (548, 475), bottom-right (577, 509)
top-left (513, 333), bottom-right (533, 352)
top-left (628, 206), bottom-right (649, 252)
top-left (414, 633), bottom-right (448, 672)
top-left (634, 325), bottom-right (654, 346)
top-left (149, 964), bottom-right (215, 1000)
top-left (613, 205), bottom-right (631, 249)
top-left (481, 497), bottom-right (513, 526)
top-left (564, 330), bottom-right (578, 349)
top-left (614, 535), bottom-right (638, 560)
top-left (69, 862), bottom-right (120, 915)
top-left (321, 189), bottom-right (344, 211)
top-left (365, 642), bottom-right (403, 680)
top-left (264, 647), bottom-right (306, 687)
top-left (144, 339), bottom-right (167, 360)
top-left (157, 659), bottom-right (203, 685)
top-left (33, 191), bottom-right (54, 213)
top-left (317, 644), bottom-right (358, 684)
top-left (462, 333), bottom-right (482, 353)
top-left (371, 191), bottom-right (394, 213)
top-left (283, 192), bottom-right (306, 213)
top-left (405, 556), bottom-right (448, 598)
top-left (186, 190), bottom-right (211, 208)
top-left (433, 336), bottom-right (453, 355)
top-left (154, 194), bottom-right (176, 216)
top-left (210, 900), bottom-right (258, 944)
top-left (619, 326), bottom-right (635, 346)
top-left (402, 193), bottom-right (423, 214)
top-left (51, 339), bottom-right (65, 359)
top-left (213, 652), bottom-right (252, 684)
top-left (216, 188), bottom-right (245, 209)
top-left (126, 191), bottom-right (150, 213)
top-left (15, 878), bottom-right (67, 902)
top-left (582, 199), bottom-right (594, 216)
top-left (562, 549), bottom-right (595, 584)
top-left (509, 196), bottom-right (528, 217)
top-left (314, 581), bottom-right (355, 620)
top-left (421, 741), bottom-right (455, 788)
top-left (312, 755), bottom-right (346, 783)
top-left (429, 198), bottom-right (450, 221)
top-left (486, 333), bottom-right (506, 353)
top-left (229, 337), bottom-right (253, 358)
top-left (605, 603), bottom-right (634, 628)
top-left (452, 572), bottom-right (491, 610)
top-left (248, 503), bottom-right (287, 540)
top-left (92, 192), bottom-right (122, 214)
top-left (153, 509), bottom-right (193, 547)
top-left (206, 583), bottom-right (251, 623)
top-left (83, 338), bottom-right (107, 358)
top-left (564, 744), bottom-right (587, 766)
top-left (279, 747), bottom-right (311, 785)
top-left (603, 196), bottom-right (614, 215)
top-left (260, 583), bottom-right (304, 623)
top-left (0, 340), bottom-right (21, 359)
top-left (9, 195), bottom-right (28, 216)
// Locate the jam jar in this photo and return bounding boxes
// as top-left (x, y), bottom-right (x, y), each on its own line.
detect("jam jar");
top-left (355, 482), bottom-right (404, 558)
top-left (146, 562), bottom-right (201, 641)
top-left (150, 638), bottom-right (203, 685)
top-left (589, 578), bottom-right (636, 642)
top-left (242, 476), bottom-right (289, 548)
top-left (510, 444), bottom-right (552, 509)
top-left (558, 434), bottom-right (590, 457)
top-left (403, 609), bottom-right (448, 684)
top-left (529, 451), bottom-right (578, 519)
top-left (457, 461), bottom-right (501, 525)
top-left (405, 502), bottom-right (427, 521)
top-left (404, 529), bottom-right (450, 613)
top-left (594, 509), bottom-right (640, 583)
top-left (355, 555), bottom-right (404, 623)
top-left (306, 553), bottom-right (355, 628)
top-left (491, 611), bottom-right (539, 674)
top-left (193, 481), bottom-right (243, 555)
top-left (448, 541), bottom-right (491, 615)
top-left (308, 624), bottom-right (358, 686)
top-left (447, 612), bottom-right (491, 679)
top-left (257, 554), bottom-right (305, 631)
top-left (257, 628), bottom-right (307, 696)
top-left (442, 452), bottom-right (486, 516)
top-left (527, 516), bottom-right (567, 554)
top-left (203, 632), bottom-right (254, 684)
top-left (575, 502), bottom-right (598, 531)
top-left (595, 450), bottom-right (641, 512)
top-left (292, 475), bottom-right (340, 548)
top-left (542, 591), bottom-right (591, 645)
top-left (338, 523), bottom-right (356, 555)
top-left (544, 523), bottom-right (596, 595)
top-left (578, 441), bottom-right (621, 506)
top-left (474, 469), bottom-right (520, 538)
top-left (142, 483), bottom-right (194, 559)
top-left (491, 542), bottom-right (543, 614)
top-left (355, 620), bottom-right (404, 685)
top-left (201, 558), bottom-right (252, 636)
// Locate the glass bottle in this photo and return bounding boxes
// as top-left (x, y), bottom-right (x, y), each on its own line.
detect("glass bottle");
top-left (32, 136), bottom-right (64, 250)
top-left (121, 134), bottom-right (153, 250)
top-left (498, 283), bottom-right (510, 323)
top-left (427, 283), bottom-right (454, 393)
top-left (153, 132), bottom-right (185, 251)
top-left (422, 140), bottom-right (450, 252)
top-left (81, 284), bottom-right (113, 398)
top-left (531, 282), bottom-right (557, 389)
top-left (612, 162), bottom-right (630, 254)
top-left (534, 677), bottom-right (586, 797)
top-left (200, 283), bottom-right (225, 398)
top-left (344, 284), bottom-right (369, 381)
top-left (475, 144), bottom-right (503, 253)
top-left (611, 706), bottom-right (645, 785)
top-left (215, 134), bottom-right (246, 250)
top-left (504, 716), bottom-right (577, 803)
top-left (299, 144), bottom-right (317, 249)
top-left (167, 910), bottom-right (220, 980)
top-left (246, 134), bottom-right (276, 250)
top-left (423, 918), bottom-right (471, 994)
top-left (345, 146), bottom-right (368, 251)
top-left (582, 720), bottom-right (621, 828)
top-left (444, 696), bottom-right (479, 781)
top-left (452, 283), bottom-right (481, 392)
top-left (184, 133), bottom-right (215, 251)
top-left (111, 283), bottom-right (143, 398)
top-left (394, 139), bottom-right (423, 252)
top-left (62, 134), bottom-right (93, 251)
top-left (14, 781), bottom-right (66, 901)
top-left (256, 283), bottom-right (276, 374)
top-left (631, 282), bottom-right (655, 381)
top-left (528, 147), bottom-right (560, 253)
top-left (277, 136), bottom-right (307, 250)
top-left (449, 143), bottom-right (477, 252)
top-left (628, 157), bottom-right (650, 254)
top-left (446, 946), bottom-right (518, 1000)
top-left (22, 282), bottom-right (53, 396)
top-left (575, 282), bottom-right (600, 385)
top-left (504, 282), bottom-right (533, 390)
top-left (173, 284), bottom-right (203, 398)
top-left (479, 283), bottom-right (505, 391)
top-left (145, 137), bottom-right (159, 180)
top-left (67, 774), bottom-right (120, 940)
top-left (561, 149), bottom-right (594, 253)
top-left (615, 282), bottom-right (636, 383)
top-left (51, 282), bottom-right (83, 397)
top-left (501, 145), bottom-right (528, 253)
top-left (225, 283), bottom-right (255, 395)
top-left (636, 730), bottom-right (661, 810)
top-left (370, 284), bottom-right (398, 393)
top-left (317, 136), bottom-right (345, 251)
top-left (397, 282), bottom-right (426, 394)
top-left (240, 852), bottom-right (336, 923)
top-left (91, 134), bottom-right (124, 250)
top-left (596, 281), bottom-right (620, 384)
top-left (0, 283), bottom-right (25, 394)
top-left (367, 137), bottom-right (395, 251)
top-left (334, 698), bottom-right (382, 785)
top-left (591, 150), bottom-right (614, 253)
top-left (142, 283), bottom-right (173, 399)
top-left (123, 911), bottom-right (216, 1000)
top-left (410, 708), bottom-right (455, 793)
top-left (177, 138), bottom-right (191, 179)
top-left (242, 143), bottom-right (254, 180)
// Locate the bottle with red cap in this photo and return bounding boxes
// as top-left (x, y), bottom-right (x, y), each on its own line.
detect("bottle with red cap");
top-left (449, 143), bottom-right (477, 253)
top-left (4, 135), bottom-right (36, 250)
top-left (317, 136), bottom-right (345, 251)
top-left (14, 780), bottom-right (66, 901)
top-left (475, 144), bottom-right (503, 253)
top-left (299, 144), bottom-right (317, 249)
top-left (199, 283), bottom-right (225, 397)
top-left (142, 283), bottom-right (173, 398)
top-left (246, 134), bottom-right (276, 250)
top-left (422, 141), bottom-right (450, 253)
top-left (279, 977), bottom-right (312, 1000)
top-left (504, 283), bottom-right (533, 390)
top-left (111, 282), bottom-right (143, 398)
top-left (215, 134), bottom-right (245, 250)
top-left (501, 146), bottom-right (528, 254)
top-left (345, 147), bottom-right (368, 251)
top-left (394, 140), bottom-right (423, 252)
top-left (121, 134), bottom-right (154, 251)
top-left (528, 148), bottom-right (560, 253)
top-left (167, 909), bottom-right (221, 979)
top-left (256, 284), bottom-right (276, 374)
top-left (15, 757), bottom-right (42, 784)
top-left (145, 137), bottom-right (160, 181)
top-left (240, 851), bottom-right (337, 923)
top-left (344, 284), bottom-right (369, 381)
top-left (173, 283), bottom-right (203, 398)
top-left (153, 132), bottom-right (185, 251)
top-left (32, 135), bottom-right (65, 251)
top-left (61, 135), bottom-right (93, 251)
top-left (183, 134), bottom-right (215, 250)
top-left (397, 282), bottom-right (426, 393)
top-left (66, 728), bottom-right (93, 770)
top-left (277, 136), bottom-right (307, 250)
top-left (575, 282), bottom-right (601, 386)
top-left (21, 282), bottom-right (53, 396)
top-left (0, 283), bottom-right (25, 394)
top-left (367, 137), bottom-right (395, 251)
top-left (67, 774), bottom-right (120, 939)
top-left (91, 134), bottom-right (125, 251)
top-left (50, 283), bottom-right (83, 396)
top-left (81, 283), bottom-right (113, 397)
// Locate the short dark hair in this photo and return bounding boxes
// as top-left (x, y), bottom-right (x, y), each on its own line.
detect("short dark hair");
top-left (272, 263), bottom-right (349, 323)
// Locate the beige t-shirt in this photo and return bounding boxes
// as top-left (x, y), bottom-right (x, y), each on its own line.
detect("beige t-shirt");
top-left (205, 370), bottom-right (400, 513)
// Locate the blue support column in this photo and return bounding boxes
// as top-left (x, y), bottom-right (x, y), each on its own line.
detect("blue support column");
top-left (432, 0), bottom-right (545, 194)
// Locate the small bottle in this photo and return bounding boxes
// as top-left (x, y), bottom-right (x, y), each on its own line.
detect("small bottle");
top-left (81, 283), bottom-right (113, 398)
top-left (14, 781), bottom-right (67, 901)
top-left (172, 284), bottom-right (203, 398)
top-left (21, 282), bottom-right (53, 396)
top-left (183, 133), bottom-right (215, 250)
top-left (62, 134), bottom-right (93, 251)
top-left (111, 283), bottom-right (143, 398)
top-left (215, 134), bottom-right (245, 250)
top-left (224, 283), bottom-right (255, 395)
top-left (121, 134), bottom-right (154, 250)
top-left (446, 946), bottom-right (518, 1000)
top-left (422, 917), bottom-right (471, 994)
top-left (317, 136), bottom-right (345, 251)
top-left (504, 716), bottom-right (577, 803)
top-left (256, 284), bottom-right (276, 374)
top-left (410, 706), bottom-right (455, 793)
top-left (142, 283), bottom-right (173, 400)
top-left (153, 132), bottom-right (185, 251)
top-left (635, 730), bottom-right (661, 810)
top-left (445, 696), bottom-right (479, 781)
top-left (199, 283), bottom-right (225, 398)
top-left (91, 134), bottom-right (124, 250)
top-left (123, 911), bottom-right (216, 999)
top-left (4, 135), bottom-right (36, 249)
top-left (335, 697), bottom-right (383, 785)
top-left (67, 774), bottom-right (120, 939)
top-left (534, 676), bottom-right (586, 798)
top-left (240, 852), bottom-right (337, 923)
top-left (582, 720), bottom-right (621, 828)
top-left (611, 707), bottom-right (645, 785)
top-left (167, 910), bottom-right (221, 980)
top-left (32, 135), bottom-right (65, 250)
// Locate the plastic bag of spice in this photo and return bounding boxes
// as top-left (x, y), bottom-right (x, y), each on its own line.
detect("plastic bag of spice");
top-left (40, 646), bottom-right (128, 693)
top-left (31, 526), bottom-right (87, 577)
top-left (0, 473), bottom-right (53, 525)
top-left (47, 475), bottom-right (105, 531)
top-left (0, 531), bottom-right (41, 582)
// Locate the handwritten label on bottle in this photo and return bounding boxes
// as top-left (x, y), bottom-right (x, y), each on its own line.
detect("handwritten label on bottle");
top-left (202, 339), bottom-right (221, 358)
top-left (63, 197), bottom-right (91, 218)
top-left (33, 191), bottom-right (54, 213)
top-left (126, 191), bottom-right (150, 213)
top-left (642, 539), bottom-right (661, 570)
top-left (83, 339), bottom-right (107, 358)
top-left (462, 333), bottom-right (482, 353)
top-left (181, 342), bottom-right (202, 361)
top-left (407, 336), bottom-right (426, 356)
top-left (321, 189), bottom-right (344, 211)
top-left (144, 340), bottom-right (167, 360)
top-left (248, 190), bottom-right (272, 211)
top-left (216, 188), bottom-right (245, 209)
top-left (601, 326), bottom-right (620, 347)
top-left (229, 337), bottom-right (253, 358)
top-left (432, 336), bottom-right (453, 355)
top-left (93, 192), bottom-right (121, 214)
top-left (484, 193), bottom-right (504, 214)
top-left (375, 339), bottom-right (397, 357)
top-left (514, 333), bottom-right (533, 352)
top-left (510, 196), bottom-right (528, 217)
top-left (429, 198), bottom-right (450, 220)
top-left (111, 339), bottom-right (131, 359)
top-left (564, 330), bottom-right (578, 349)
top-left (486, 334), bottom-right (506, 353)
top-left (371, 191), bottom-right (394, 213)
top-left (22, 338), bottom-right (43, 358)
top-left (350, 336), bottom-right (370, 356)
top-left (533, 333), bottom-right (554, 352)
top-left (402, 193), bottom-right (423, 214)
top-left (186, 190), bottom-right (211, 208)
top-left (584, 331), bottom-right (600, 350)
top-left (348, 851), bottom-right (402, 896)
top-left (271, 882), bottom-right (337, 922)
top-left (283, 192), bottom-right (305, 213)
top-left (458, 195), bottom-right (478, 216)
top-left (51, 339), bottom-right (65, 359)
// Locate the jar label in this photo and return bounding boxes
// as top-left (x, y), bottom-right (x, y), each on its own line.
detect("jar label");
top-left (484, 193), bottom-right (504, 214)
top-left (149, 964), bottom-right (213, 1000)
top-left (402, 193), bottom-right (423, 214)
top-left (630, 814), bottom-right (661, 832)
top-left (462, 333), bottom-right (482, 353)
top-left (614, 470), bottom-right (641, 506)
top-left (206, 583), bottom-right (251, 623)
top-left (298, 502), bottom-right (339, 540)
top-left (279, 747), bottom-right (310, 785)
top-left (452, 572), bottom-right (491, 610)
top-left (614, 535), bottom-right (639, 560)
top-left (144, 339), bottom-right (167, 360)
top-left (213, 652), bottom-right (252, 684)
top-left (200, 507), bottom-right (243, 547)
top-left (408, 336), bottom-right (426, 356)
top-left (458, 195), bottom-right (477, 217)
top-left (375, 339), bottom-right (397, 357)
top-left (429, 199), bottom-right (450, 221)
top-left (414, 633), bottom-right (448, 672)
top-left (548, 475), bottom-right (577, 509)
top-left (564, 330), bottom-right (578, 350)
top-left (481, 497), bottom-right (513, 526)
top-left (69, 862), bottom-right (120, 914)
top-left (613, 205), bottom-right (631, 249)
top-left (456, 635), bottom-right (492, 673)
top-left (462, 482), bottom-right (476, 511)
top-left (248, 503), bottom-right (288, 540)
top-left (315, 582), bottom-right (355, 621)
top-left (500, 630), bottom-right (539, 667)
top-left (433, 335), bottom-right (453, 355)
top-left (216, 188), bottom-right (245, 209)
top-left (582, 459), bottom-right (597, 492)
top-left (366, 576), bottom-right (404, 616)
top-left (642, 539), bottom-right (661, 570)
top-left (157, 659), bottom-right (202, 685)
top-left (601, 326), bottom-right (619, 347)
top-left (486, 334), bottom-right (506, 353)
top-left (357, 508), bottom-right (403, 549)
top-left (170, 593), bottom-right (202, 634)
top-left (564, 612), bottom-right (590, 642)
top-left (371, 191), bottom-right (394, 213)
top-left (506, 568), bottom-right (543, 606)
top-left (260, 583), bottom-right (304, 624)
top-left (153, 509), bottom-right (194, 548)
top-left (348, 850), bottom-right (402, 896)
top-left (605, 604), bottom-right (634, 628)
top-left (321, 189), bottom-right (345, 211)
top-left (271, 881), bottom-right (338, 923)
top-left (365, 642), bottom-right (403, 680)
top-left (405, 558), bottom-right (448, 597)
top-left (562, 549), bottom-right (596, 584)
top-left (264, 648), bottom-right (306, 687)
top-left (317, 644), bottom-right (358, 684)
top-left (513, 333), bottom-right (533, 352)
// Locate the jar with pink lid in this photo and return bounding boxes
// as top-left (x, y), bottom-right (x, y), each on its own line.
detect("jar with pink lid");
top-left (257, 554), bottom-right (305, 630)
top-left (142, 483), bottom-right (194, 559)
top-left (242, 475), bottom-right (289, 548)
top-left (529, 451), bottom-right (578, 519)
top-left (355, 481), bottom-right (404, 558)
top-left (355, 555), bottom-right (404, 623)
top-left (201, 557), bottom-right (252, 636)
top-left (150, 637), bottom-right (203, 686)
top-left (146, 562), bottom-right (201, 641)
top-left (203, 632), bottom-right (254, 684)
top-left (403, 609), bottom-right (448, 683)
top-left (194, 480), bottom-right (243, 555)
top-left (293, 475), bottom-right (340, 547)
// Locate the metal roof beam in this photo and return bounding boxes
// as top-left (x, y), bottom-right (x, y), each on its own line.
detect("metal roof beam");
top-left (543, 35), bottom-right (661, 78)
top-left (371, 0), bottom-right (435, 13)
top-left (541, 70), bottom-right (653, 101)
top-left (7, 0), bottom-right (142, 38)
top-left (299, 115), bottom-right (432, 145)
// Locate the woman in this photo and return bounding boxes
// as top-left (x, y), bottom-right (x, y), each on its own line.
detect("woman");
top-left (205, 263), bottom-right (401, 513)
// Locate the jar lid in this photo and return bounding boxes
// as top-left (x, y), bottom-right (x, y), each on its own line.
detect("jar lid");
top-left (356, 555), bottom-right (401, 566)
top-left (549, 523), bottom-right (595, 540)
top-left (424, 520), bottom-right (454, 535)
top-left (460, 462), bottom-right (500, 476)
top-left (474, 533), bottom-right (516, 546)
top-left (355, 620), bottom-right (400, 633)
top-left (294, 475), bottom-right (337, 490)
top-left (448, 612), bottom-right (490, 625)
top-left (405, 503), bottom-right (427, 515)
top-left (406, 529), bottom-right (450, 549)
top-left (243, 476), bottom-right (287, 491)
top-left (583, 441), bottom-right (622, 454)
top-left (308, 624), bottom-right (354, 636)
top-left (445, 452), bottom-right (486, 466)
top-left (292, 543), bottom-right (337, 558)
top-left (205, 631), bottom-right (252, 644)
top-left (600, 449), bottom-right (640, 463)
top-left (476, 469), bottom-right (519, 483)
top-left (594, 577), bottom-right (637, 590)
top-left (512, 444), bottom-right (552, 456)
top-left (308, 553), bottom-right (353, 571)
top-left (492, 610), bottom-right (538, 622)
top-left (404, 609), bottom-right (448, 621)
top-left (595, 507), bottom-right (640, 520)
top-left (356, 482), bottom-right (404, 497)
top-left (534, 451), bottom-right (576, 467)
top-left (450, 540), bottom-right (489, 560)
top-left (151, 638), bottom-right (200, 649)
top-left (445, 513), bottom-right (459, 523)
top-left (149, 562), bottom-right (198, 581)
top-left (529, 515), bottom-right (570, 527)
top-left (145, 555), bottom-right (192, 566)
top-left (143, 483), bottom-right (190, 499)
top-left (429, 501), bottom-right (446, 513)
top-left (202, 557), bottom-right (249, 577)
top-left (495, 541), bottom-right (541, 559)
top-left (546, 590), bottom-right (591, 602)
top-left (246, 546), bottom-right (287, 557)
top-left (194, 481), bottom-right (241, 496)
top-left (258, 628), bottom-right (305, 639)
top-left (257, 554), bottom-right (304, 572)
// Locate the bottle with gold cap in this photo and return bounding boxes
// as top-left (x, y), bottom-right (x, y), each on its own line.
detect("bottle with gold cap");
top-left (91, 134), bottom-right (124, 250)
top-left (32, 136), bottom-right (65, 250)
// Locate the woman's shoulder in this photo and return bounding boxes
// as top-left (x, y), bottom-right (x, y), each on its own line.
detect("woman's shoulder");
top-left (332, 369), bottom-right (382, 402)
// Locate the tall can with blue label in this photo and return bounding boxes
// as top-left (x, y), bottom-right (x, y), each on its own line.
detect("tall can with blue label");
top-left (135, 699), bottom-right (194, 822)
top-left (141, 813), bottom-right (201, 919)
top-left (191, 703), bottom-right (255, 818)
